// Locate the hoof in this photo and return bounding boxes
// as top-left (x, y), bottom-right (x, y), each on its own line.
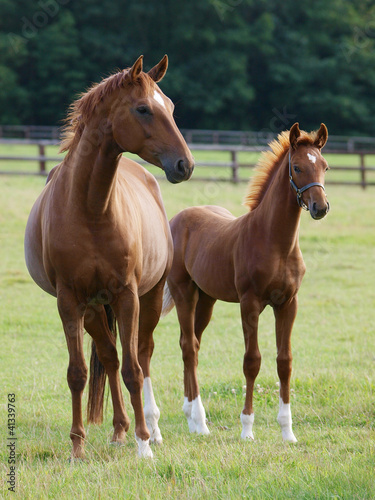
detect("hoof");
top-left (135, 434), bottom-right (153, 459)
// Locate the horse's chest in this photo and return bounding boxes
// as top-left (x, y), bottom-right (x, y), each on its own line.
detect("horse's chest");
top-left (261, 254), bottom-right (305, 303)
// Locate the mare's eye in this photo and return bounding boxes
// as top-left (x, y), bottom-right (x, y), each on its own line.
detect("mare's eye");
top-left (294, 165), bottom-right (301, 173)
top-left (136, 106), bottom-right (151, 115)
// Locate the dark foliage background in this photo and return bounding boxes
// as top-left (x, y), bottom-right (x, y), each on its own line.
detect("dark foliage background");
top-left (1, 0), bottom-right (375, 134)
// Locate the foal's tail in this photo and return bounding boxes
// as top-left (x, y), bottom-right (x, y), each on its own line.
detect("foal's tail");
top-left (160, 281), bottom-right (175, 318)
top-left (87, 305), bottom-right (116, 425)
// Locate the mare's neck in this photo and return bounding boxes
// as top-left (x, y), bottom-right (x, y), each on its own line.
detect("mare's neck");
top-left (249, 152), bottom-right (302, 252)
top-left (67, 120), bottom-right (123, 216)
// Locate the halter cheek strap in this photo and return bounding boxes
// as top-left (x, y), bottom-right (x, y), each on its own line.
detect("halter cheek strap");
top-left (288, 151), bottom-right (326, 211)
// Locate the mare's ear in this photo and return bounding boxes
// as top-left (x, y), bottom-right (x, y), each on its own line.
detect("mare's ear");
top-left (129, 55), bottom-right (144, 81)
top-left (148, 54), bottom-right (168, 83)
top-left (314, 123), bottom-right (328, 149)
top-left (289, 122), bottom-right (301, 150)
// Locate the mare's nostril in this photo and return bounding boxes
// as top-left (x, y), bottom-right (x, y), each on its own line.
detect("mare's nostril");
top-left (175, 158), bottom-right (186, 175)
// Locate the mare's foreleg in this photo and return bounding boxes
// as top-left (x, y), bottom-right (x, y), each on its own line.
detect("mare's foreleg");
top-left (84, 306), bottom-right (130, 444)
top-left (112, 285), bottom-right (152, 458)
top-left (240, 295), bottom-right (262, 440)
top-left (274, 296), bottom-right (298, 443)
top-left (57, 289), bottom-right (87, 459)
top-left (138, 278), bottom-right (166, 445)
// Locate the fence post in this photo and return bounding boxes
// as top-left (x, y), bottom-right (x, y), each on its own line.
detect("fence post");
top-left (231, 150), bottom-right (239, 183)
top-left (39, 143), bottom-right (46, 175)
top-left (360, 153), bottom-right (366, 189)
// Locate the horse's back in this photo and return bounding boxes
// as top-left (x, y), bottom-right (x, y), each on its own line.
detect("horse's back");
top-left (169, 205), bottom-right (240, 302)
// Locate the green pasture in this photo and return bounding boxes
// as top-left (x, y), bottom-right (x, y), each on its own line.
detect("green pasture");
top-left (1, 142), bottom-right (375, 185)
top-left (0, 173), bottom-right (374, 499)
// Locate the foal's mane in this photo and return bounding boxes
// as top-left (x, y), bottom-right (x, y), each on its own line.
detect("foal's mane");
top-left (243, 129), bottom-right (320, 211)
top-left (60, 69), bottom-right (154, 154)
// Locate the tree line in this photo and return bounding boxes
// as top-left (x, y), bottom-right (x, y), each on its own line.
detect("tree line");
top-left (1, 0), bottom-right (375, 135)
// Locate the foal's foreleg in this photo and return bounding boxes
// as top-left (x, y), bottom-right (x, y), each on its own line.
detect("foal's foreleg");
top-left (240, 296), bottom-right (262, 440)
top-left (274, 296), bottom-right (298, 443)
top-left (57, 290), bottom-right (87, 459)
top-left (113, 286), bottom-right (152, 458)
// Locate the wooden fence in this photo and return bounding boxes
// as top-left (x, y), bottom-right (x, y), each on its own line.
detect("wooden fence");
top-left (1, 138), bottom-right (375, 187)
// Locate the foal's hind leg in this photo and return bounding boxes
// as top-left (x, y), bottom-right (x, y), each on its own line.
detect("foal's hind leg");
top-left (138, 278), bottom-right (166, 445)
top-left (274, 297), bottom-right (298, 443)
top-left (84, 306), bottom-right (130, 444)
top-left (171, 278), bottom-right (211, 434)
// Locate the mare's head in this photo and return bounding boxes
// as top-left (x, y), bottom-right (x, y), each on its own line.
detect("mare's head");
top-left (289, 123), bottom-right (330, 219)
top-left (62, 55), bottom-right (194, 183)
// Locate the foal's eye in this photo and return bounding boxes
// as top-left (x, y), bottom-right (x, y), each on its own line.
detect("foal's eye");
top-left (293, 165), bottom-right (301, 173)
top-left (136, 106), bottom-right (151, 115)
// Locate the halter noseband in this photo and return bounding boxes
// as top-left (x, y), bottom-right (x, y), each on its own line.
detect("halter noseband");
top-left (288, 150), bottom-right (326, 211)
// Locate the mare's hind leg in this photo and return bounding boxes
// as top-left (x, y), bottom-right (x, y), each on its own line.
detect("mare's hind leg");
top-left (170, 277), bottom-right (211, 434)
top-left (138, 278), bottom-right (166, 445)
top-left (57, 288), bottom-right (87, 459)
top-left (84, 306), bottom-right (130, 444)
top-left (274, 297), bottom-right (298, 443)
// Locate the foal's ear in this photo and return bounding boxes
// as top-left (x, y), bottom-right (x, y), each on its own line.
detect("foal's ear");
top-left (148, 55), bottom-right (168, 83)
top-left (314, 123), bottom-right (328, 149)
top-left (129, 55), bottom-right (144, 81)
top-left (289, 122), bottom-right (301, 150)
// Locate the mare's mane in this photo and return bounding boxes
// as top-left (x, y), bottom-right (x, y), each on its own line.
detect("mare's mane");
top-left (243, 129), bottom-right (320, 211)
top-left (60, 69), bottom-right (154, 155)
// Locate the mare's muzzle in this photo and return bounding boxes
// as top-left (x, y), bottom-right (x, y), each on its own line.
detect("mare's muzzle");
top-left (164, 157), bottom-right (194, 184)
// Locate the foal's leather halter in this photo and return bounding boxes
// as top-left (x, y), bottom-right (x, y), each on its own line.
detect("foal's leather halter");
top-left (288, 150), bottom-right (327, 211)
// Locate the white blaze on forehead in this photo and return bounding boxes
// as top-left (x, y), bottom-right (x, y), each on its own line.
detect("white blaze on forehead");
top-left (153, 90), bottom-right (166, 108)
top-left (307, 152), bottom-right (317, 164)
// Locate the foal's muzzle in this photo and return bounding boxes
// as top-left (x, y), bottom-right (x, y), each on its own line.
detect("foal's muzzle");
top-left (309, 199), bottom-right (330, 220)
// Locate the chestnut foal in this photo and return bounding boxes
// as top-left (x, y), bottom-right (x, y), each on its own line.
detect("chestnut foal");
top-left (163, 123), bottom-right (329, 442)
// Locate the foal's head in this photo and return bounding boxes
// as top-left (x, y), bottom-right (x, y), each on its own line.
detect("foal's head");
top-left (289, 123), bottom-right (330, 219)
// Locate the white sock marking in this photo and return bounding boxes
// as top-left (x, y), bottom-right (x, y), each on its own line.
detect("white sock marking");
top-left (135, 433), bottom-right (153, 458)
top-left (143, 377), bottom-right (162, 444)
top-left (183, 396), bottom-right (209, 434)
top-left (153, 90), bottom-right (166, 108)
top-left (307, 152), bottom-right (317, 164)
top-left (277, 396), bottom-right (297, 442)
top-left (241, 412), bottom-right (255, 440)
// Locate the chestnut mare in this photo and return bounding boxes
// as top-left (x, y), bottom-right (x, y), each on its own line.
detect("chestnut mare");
top-left (163, 123), bottom-right (329, 442)
top-left (25, 55), bottom-right (194, 459)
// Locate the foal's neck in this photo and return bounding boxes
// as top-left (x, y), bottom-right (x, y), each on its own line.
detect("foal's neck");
top-left (251, 153), bottom-right (302, 251)
top-left (68, 119), bottom-right (123, 216)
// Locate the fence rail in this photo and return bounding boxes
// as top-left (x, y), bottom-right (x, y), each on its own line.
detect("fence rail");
top-left (1, 124), bottom-right (375, 152)
top-left (1, 138), bottom-right (375, 187)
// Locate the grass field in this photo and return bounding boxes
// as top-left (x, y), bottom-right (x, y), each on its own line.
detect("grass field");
top-left (0, 170), bottom-right (374, 499)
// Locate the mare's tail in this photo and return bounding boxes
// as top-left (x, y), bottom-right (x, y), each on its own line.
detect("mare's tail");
top-left (160, 281), bottom-right (175, 318)
top-left (87, 304), bottom-right (117, 424)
